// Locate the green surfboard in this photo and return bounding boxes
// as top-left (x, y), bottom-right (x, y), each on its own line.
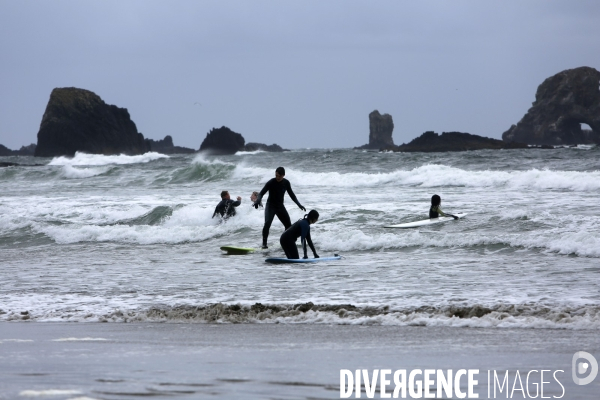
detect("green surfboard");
top-left (220, 246), bottom-right (255, 255)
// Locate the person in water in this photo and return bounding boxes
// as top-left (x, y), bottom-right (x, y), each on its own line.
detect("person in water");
top-left (280, 210), bottom-right (320, 259)
top-left (429, 194), bottom-right (458, 220)
top-left (253, 166), bottom-right (306, 249)
top-left (212, 190), bottom-right (242, 219)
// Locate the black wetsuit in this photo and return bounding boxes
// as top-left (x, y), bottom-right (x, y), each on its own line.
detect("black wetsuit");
top-left (212, 199), bottom-right (241, 219)
top-left (280, 218), bottom-right (318, 259)
top-left (255, 178), bottom-right (304, 245)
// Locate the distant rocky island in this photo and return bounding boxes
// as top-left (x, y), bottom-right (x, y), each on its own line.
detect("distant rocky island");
top-left (145, 135), bottom-right (195, 154)
top-left (199, 126), bottom-right (286, 155)
top-left (390, 131), bottom-right (528, 152)
top-left (0, 143), bottom-right (36, 156)
top-left (503, 66), bottom-right (600, 146)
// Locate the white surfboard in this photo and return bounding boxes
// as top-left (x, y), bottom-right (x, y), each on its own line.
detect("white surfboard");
top-left (384, 213), bottom-right (467, 228)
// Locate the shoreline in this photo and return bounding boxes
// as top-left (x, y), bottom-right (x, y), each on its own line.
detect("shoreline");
top-left (1, 322), bottom-right (598, 399)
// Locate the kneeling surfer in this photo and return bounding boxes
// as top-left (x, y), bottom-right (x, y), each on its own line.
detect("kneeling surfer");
top-left (280, 210), bottom-right (319, 260)
top-left (430, 194), bottom-right (458, 220)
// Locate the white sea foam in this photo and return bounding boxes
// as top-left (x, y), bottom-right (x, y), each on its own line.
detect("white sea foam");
top-left (59, 165), bottom-right (109, 179)
top-left (49, 152), bottom-right (168, 166)
top-left (235, 150), bottom-right (265, 155)
top-left (20, 389), bottom-right (82, 397)
top-left (233, 164), bottom-right (600, 191)
top-left (52, 337), bottom-right (107, 342)
top-left (191, 152), bottom-right (234, 166)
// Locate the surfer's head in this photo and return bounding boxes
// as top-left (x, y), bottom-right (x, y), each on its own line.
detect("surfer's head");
top-left (250, 191), bottom-right (259, 202)
top-left (431, 194), bottom-right (441, 206)
top-left (275, 167), bottom-right (285, 182)
top-left (221, 190), bottom-right (230, 199)
top-left (306, 210), bottom-right (319, 224)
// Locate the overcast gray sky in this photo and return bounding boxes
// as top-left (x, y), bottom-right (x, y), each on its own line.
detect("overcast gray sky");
top-left (1, 1), bottom-right (599, 150)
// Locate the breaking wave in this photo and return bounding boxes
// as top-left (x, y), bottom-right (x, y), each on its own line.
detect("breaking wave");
top-left (4, 302), bottom-right (600, 329)
top-left (48, 152), bottom-right (169, 166)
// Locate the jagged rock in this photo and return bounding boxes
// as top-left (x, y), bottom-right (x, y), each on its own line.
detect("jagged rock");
top-left (145, 135), bottom-right (195, 154)
top-left (0, 143), bottom-right (36, 156)
top-left (243, 142), bottom-right (287, 152)
top-left (0, 144), bottom-right (12, 156)
top-left (356, 110), bottom-right (395, 149)
top-left (199, 126), bottom-right (245, 155)
top-left (34, 87), bottom-right (148, 157)
top-left (502, 66), bottom-right (600, 145)
top-left (394, 131), bottom-right (528, 152)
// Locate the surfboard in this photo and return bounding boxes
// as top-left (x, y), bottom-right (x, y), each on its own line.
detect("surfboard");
top-left (384, 213), bottom-right (467, 228)
top-left (220, 246), bottom-right (255, 255)
top-left (265, 255), bottom-right (342, 264)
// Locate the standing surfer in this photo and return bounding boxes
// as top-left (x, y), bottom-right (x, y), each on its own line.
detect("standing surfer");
top-left (253, 167), bottom-right (306, 249)
top-left (429, 194), bottom-right (458, 219)
top-left (280, 210), bottom-right (320, 259)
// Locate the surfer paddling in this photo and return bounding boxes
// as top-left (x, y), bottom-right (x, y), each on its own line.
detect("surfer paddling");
top-left (253, 167), bottom-right (306, 249)
top-left (429, 194), bottom-right (458, 220)
top-left (280, 210), bottom-right (320, 259)
top-left (212, 190), bottom-right (242, 219)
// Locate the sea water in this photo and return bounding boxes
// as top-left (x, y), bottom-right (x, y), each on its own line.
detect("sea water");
top-left (1, 148), bottom-right (599, 398)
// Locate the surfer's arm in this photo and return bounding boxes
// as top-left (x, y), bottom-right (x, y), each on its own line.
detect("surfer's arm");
top-left (232, 199), bottom-right (241, 208)
top-left (286, 181), bottom-right (305, 211)
top-left (301, 224), bottom-right (318, 258)
top-left (254, 180), bottom-right (271, 208)
top-left (212, 206), bottom-right (219, 218)
top-left (438, 207), bottom-right (458, 219)
top-left (306, 232), bottom-right (318, 258)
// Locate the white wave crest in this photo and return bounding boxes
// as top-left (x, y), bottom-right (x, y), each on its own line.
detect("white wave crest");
top-left (59, 165), bottom-right (109, 179)
top-left (233, 164), bottom-right (600, 191)
top-left (49, 152), bottom-right (168, 166)
top-left (191, 152), bottom-right (235, 166)
top-left (20, 390), bottom-right (82, 397)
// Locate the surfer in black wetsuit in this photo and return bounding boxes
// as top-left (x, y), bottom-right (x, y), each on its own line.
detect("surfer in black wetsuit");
top-left (253, 167), bottom-right (306, 249)
top-left (212, 190), bottom-right (242, 219)
top-left (280, 210), bottom-right (319, 259)
top-left (429, 194), bottom-right (458, 219)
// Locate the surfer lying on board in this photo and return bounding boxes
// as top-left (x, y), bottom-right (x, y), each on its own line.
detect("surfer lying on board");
top-left (253, 166), bottom-right (306, 249)
top-left (280, 210), bottom-right (319, 259)
top-left (429, 194), bottom-right (458, 220)
top-left (212, 190), bottom-right (242, 219)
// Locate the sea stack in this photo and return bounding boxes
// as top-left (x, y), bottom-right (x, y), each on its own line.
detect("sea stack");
top-left (502, 66), bottom-right (600, 145)
top-left (356, 110), bottom-right (395, 149)
top-left (35, 87), bottom-right (148, 157)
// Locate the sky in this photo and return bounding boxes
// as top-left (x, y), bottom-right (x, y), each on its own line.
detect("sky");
top-left (1, 1), bottom-right (599, 150)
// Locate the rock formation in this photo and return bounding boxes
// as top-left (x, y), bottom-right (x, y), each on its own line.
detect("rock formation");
top-left (199, 126), bottom-right (286, 154)
top-left (394, 131), bottom-right (528, 152)
top-left (243, 142), bottom-right (286, 152)
top-left (145, 135), bottom-right (195, 154)
top-left (356, 110), bottom-right (395, 149)
top-left (199, 126), bottom-right (245, 155)
top-left (34, 87), bottom-right (148, 157)
top-left (502, 66), bottom-right (600, 145)
top-left (0, 143), bottom-right (36, 156)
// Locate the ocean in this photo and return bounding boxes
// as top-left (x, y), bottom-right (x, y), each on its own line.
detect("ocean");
top-left (1, 148), bottom-right (599, 399)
